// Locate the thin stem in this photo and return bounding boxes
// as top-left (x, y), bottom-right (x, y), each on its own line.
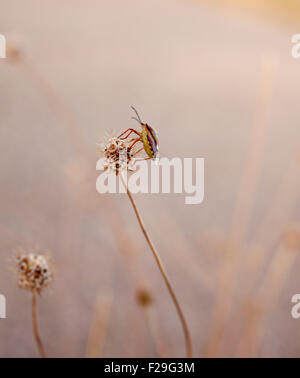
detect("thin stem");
top-left (120, 174), bottom-right (192, 358)
top-left (32, 290), bottom-right (47, 358)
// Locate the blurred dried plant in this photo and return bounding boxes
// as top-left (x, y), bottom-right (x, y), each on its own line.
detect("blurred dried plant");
top-left (98, 131), bottom-right (193, 358)
top-left (16, 248), bottom-right (53, 358)
top-left (85, 290), bottom-right (114, 358)
top-left (136, 287), bottom-right (168, 357)
top-left (204, 53), bottom-right (277, 357)
top-left (236, 227), bottom-right (300, 356)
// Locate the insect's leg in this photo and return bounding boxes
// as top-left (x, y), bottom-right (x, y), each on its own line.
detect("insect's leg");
top-left (120, 130), bottom-right (135, 140)
top-left (128, 137), bottom-right (140, 142)
top-left (129, 138), bottom-right (142, 149)
top-left (119, 128), bottom-right (140, 140)
top-left (132, 147), bottom-right (144, 156)
top-left (136, 157), bottom-right (152, 161)
top-left (119, 128), bottom-right (133, 138)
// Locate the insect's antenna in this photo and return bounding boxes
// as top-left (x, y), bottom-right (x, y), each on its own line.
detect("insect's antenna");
top-left (131, 106), bottom-right (143, 124)
top-left (131, 116), bottom-right (141, 124)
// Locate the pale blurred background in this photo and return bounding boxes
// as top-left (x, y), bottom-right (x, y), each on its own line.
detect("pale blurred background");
top-left (1, 0), bottom-right (300, 357)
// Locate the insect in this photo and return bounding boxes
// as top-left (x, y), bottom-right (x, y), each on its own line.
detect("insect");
top-left (119, 106), bottom-right (159, 160)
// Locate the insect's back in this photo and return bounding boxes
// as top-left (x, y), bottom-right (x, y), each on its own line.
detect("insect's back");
top-left (141, 123), bottom-right (159, 158)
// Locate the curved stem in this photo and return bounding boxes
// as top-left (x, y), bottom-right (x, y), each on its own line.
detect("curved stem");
top-left (120, 174), bottom-right (192, 357)
top-left (32, 290), bottom-right (47, 358)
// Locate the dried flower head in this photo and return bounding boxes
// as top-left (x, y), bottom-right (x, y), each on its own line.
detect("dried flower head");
top-left (16, 252), bottom-right (53, 293)
top-left (99, 136), bottom-right (136, 175)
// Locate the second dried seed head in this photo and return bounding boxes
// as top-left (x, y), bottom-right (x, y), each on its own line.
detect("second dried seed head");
top-left (16, 251), bottom-right (53, 293)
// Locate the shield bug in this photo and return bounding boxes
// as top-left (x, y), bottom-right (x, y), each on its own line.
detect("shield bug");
top-left (119, 106), bottom-right (159, 160)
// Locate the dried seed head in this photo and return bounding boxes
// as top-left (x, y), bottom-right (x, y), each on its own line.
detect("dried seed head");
top-left (136, 288), bottom-right (153, 307)
top-left (99, 136), bottom-right (136, 175)
top-left (16, 252), bottom-right (53, 293)
top-left (5, 34), bottom-right (23, 62)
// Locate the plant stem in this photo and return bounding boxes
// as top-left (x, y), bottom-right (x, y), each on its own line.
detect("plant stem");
top-left (120, 174), bottom-right (192, 358)
top-left (32, 289), bottom-right (47, 358)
